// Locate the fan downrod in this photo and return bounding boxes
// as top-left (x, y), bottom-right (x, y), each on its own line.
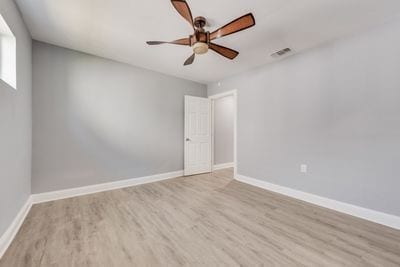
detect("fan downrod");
top-left (194, 16), bottom-right (206, 29)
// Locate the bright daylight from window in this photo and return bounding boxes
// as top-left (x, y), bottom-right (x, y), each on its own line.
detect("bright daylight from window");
top-left (0, 14), bottom-right (16, 89)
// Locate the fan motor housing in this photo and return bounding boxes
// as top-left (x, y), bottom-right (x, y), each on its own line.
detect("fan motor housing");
top-left (190, 31), bottom-right (209, 45)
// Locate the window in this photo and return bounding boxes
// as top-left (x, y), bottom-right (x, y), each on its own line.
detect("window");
top-left (0, 14), bottom-right (16, 89)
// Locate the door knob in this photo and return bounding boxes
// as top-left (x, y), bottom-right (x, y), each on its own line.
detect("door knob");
top-left (186, 138), bottom-right (191, 141)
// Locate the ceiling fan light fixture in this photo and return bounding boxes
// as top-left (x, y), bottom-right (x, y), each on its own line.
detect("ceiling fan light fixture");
top-left (146, 1), bottom-right (255, 65)
top-left (193, 42), bottom-right (208, 55)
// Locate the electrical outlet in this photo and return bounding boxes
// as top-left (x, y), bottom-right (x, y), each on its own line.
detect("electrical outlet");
top-left (300, 164), bottom-right (307, 173)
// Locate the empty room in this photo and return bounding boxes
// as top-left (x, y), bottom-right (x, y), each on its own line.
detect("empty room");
top-left (1, 0), bottom-right (400, 266)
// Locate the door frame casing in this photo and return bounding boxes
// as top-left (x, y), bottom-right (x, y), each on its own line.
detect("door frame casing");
top-left (208, 89), bottom-right (238, 179)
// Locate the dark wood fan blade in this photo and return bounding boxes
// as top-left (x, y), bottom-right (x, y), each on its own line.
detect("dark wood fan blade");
top-left (184, 53), bottom-right (195, 65)
top-left (171, 0), bottom-right (194, 28)
top-left (146, 38), bottom-right (190, 46)
top-left (210, 13), bottom-right (255, 40)
top-left (209, 43), bottom-right (239, 60)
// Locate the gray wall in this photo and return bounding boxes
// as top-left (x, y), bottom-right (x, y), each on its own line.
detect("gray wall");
top-left (208, 17), bottom-right (400, 216)
top-left (0, 0), bottom-right (32, 237)
top-left (32, 41), bottom-right (206, 193)
top-left (214, 96), bottom-right (234, 165)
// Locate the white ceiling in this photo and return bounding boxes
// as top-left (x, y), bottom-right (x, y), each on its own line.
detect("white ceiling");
top-left (16, 0), bottom-right (400, 84)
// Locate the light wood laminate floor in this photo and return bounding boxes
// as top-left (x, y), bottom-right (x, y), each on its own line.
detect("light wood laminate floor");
top-left (1, 168), bottom-right (400, 266)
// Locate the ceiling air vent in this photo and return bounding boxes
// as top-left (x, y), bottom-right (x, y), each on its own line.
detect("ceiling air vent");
top-left (271, 48), bottom-right (292, 58)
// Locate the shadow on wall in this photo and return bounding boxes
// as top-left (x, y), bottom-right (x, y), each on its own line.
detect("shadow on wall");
top-left (65, 59), bottom-right (178, 175)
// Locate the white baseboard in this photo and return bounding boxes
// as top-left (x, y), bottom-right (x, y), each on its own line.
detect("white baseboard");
top-left (236, 174), bottom-right (400, 230)
top-left (31, 170), bottom-right (184, 204)
top-left (0, 196), bottom-right (33, 259)
top-left (213, 162), bottom-right (234, 171)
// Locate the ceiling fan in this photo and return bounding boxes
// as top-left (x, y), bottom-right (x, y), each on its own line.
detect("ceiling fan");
top-left (146, 0), bottom-right (256, 66)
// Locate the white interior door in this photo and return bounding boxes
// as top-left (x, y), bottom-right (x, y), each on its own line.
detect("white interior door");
top-left (184, 96), bottom-right (212, 176)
